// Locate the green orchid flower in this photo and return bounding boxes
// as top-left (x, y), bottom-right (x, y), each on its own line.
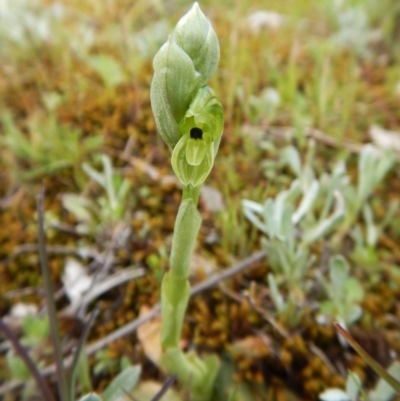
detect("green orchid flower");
top-left (172, 86), bottom-right (223, 187)
top-left (150, 3), bottom-right (223, 176)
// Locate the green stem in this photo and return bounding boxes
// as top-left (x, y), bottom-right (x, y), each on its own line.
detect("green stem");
top-left (160, 182), bottom-right (221, 401)
top-left (161, 192), bottom-right (202, 349)
top-left (182, 184), bottom-right (201, 204)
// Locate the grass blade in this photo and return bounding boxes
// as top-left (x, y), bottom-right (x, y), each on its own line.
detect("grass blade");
top-left (334, 322), bottom-right (400, 393)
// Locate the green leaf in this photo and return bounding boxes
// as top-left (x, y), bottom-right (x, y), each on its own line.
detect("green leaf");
top-left (62, 194), bottom-right (94, 223)
top-left (345, 305), bottom-right (362, 326)
top-left (6, 352), bottom-right (31, 381)
top-left (102, 365), bottom-right (142, 401)
top-left (320, 300), bottom-right (335, 316)
top-left (160, 347), bottom-right (220, 401)
top-left (344, 278), bottom-right (364, 303)
top-left (292, 180), bottom-right (319, 224)
top-left (345, 371), bottom-right (361, 401)
top-left (268, 273), bottom-right (285, 312)
top-left (357, 145), bottom-right (395, 206)
top-left (282, 146), bottom-right (302, 177)
top-left (151, 39), bottom-right (201, 148)
top-left (303, 191), bottom-right (345, 245)
top-left (172, 2), bottom-right (220, 85)
top-left (22, 315), bottom-right (49, 344)
top-left (87, 54), bottom-right (126, 89)
top-left (329, 255), bottom-right (349, 294)
top-left (78, 393), bottom-right (103, 401)
top-left (242, 199), bottom-right (268, 234)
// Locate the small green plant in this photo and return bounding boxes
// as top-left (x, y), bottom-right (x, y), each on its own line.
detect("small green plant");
top-left (0, 111), bottom-right (102, 186)
top-left (242, 141), bottom-right (396, 328)
top-left (236, 86), bottom-right (280, 124)
top-left (61, 154), bottom-right (132, 236)
top-left (327, 1), bottom-right (377, 59)
top-left (242, 142), bottom-right (345, 293)
top-left (6, 315), bottom-right (50, 382)
top-left (336, 144), bottom-right (395, 234)
top-left (93, 350), bottom-right (122, 376)
top-left (318, 255), bottom-right (364, 327)
top-left (267, 273), bottom-right (304, 328)
top-left (339, 145), bottom-right (397, 272)
top-left (350, 199), bottom-right (398, 269)
top-left (150, 3), bottom-right (223, 400)
top-left (354, 145), bottom-right (395, 212)
top-left (85, 54), bottom-right (127, 90)
top-left (79, 363), bottom-right (141, 401)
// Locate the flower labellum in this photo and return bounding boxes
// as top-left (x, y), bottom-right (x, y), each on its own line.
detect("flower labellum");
top-left (171, 86), bottom-right (223, 187)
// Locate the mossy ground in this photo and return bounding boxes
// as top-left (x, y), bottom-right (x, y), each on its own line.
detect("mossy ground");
top-left (1, 0), bottom-right (400, 400)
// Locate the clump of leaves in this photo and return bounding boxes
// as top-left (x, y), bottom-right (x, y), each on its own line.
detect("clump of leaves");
top-left (318, 255), bottom-right (364, 327)
top-left (6, 315), bottom-right (50, 382)
top-left (243, 141), bottom-right (345, 291)
top-left (0, 111), bottom-right (102, 185)
top-left (61, 154), bottom-right (132, 236)
top-left (242, 141), bottom-right (396, 329)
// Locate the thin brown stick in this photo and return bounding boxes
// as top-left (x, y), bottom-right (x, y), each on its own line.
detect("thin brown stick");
top-left (37, 185), bottom-right (69, 401)
top-left (3, 244), bottom-right (101, 263)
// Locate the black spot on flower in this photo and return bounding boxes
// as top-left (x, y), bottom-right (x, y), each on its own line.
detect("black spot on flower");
top-left (190, 127), bottom-right (203, 140)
